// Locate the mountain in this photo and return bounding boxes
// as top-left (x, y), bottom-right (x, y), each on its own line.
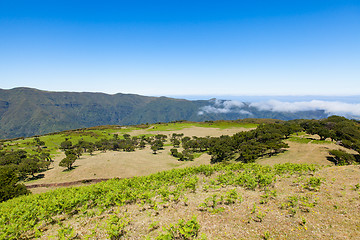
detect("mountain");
top-left (0, 88), bottom-right (331, 139)
top-left (0, 88), bottom-right (212, 139)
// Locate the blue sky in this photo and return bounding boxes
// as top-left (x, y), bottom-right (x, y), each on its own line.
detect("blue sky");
top-left (0, 0), bottom-right (359, 96)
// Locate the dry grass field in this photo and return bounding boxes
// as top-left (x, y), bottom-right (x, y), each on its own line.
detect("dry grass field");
top-left (27, 126), bottom-right (354, 195)
top-left (26, 126), bottom-right (251, 193)
top-left (27, 126), bottom-right (348, 192)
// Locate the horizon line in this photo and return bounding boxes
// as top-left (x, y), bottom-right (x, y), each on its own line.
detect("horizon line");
top-left (2, 87), bottom-right (360, 98)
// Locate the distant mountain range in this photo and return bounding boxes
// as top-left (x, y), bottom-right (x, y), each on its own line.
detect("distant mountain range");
top-left (0, 87), bottom-right (348, 139)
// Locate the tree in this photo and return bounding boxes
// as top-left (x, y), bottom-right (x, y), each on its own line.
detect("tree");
top-left (39, 152), bottom-right (52, 162)
top-left (171, 139), bottom-right (181, 148)
top-left (0, 166), bottom-right (30, 202)
top-left (74, 147), bottom-right (83, 158)
top-left (139, 140), bottom-right (146, 149)
top-left (152, 139), bottom-right (164, 149)
top-left (60, 140), bottom-right (72, 150)
top-left (170, 148), bottom-right (179, 157)
top-left (281, 122), bottom-right (302, 138)
top-left (88, 144), bottom-right (95, 155)
top-left (155, 134), bottom-right (167, 142)
top-left (181, 150), bottom-right (194, 161)
top-left (59, 154), bottom-right (77, 170)
top-left (329, 149), bottom-right (356, 165)
top-left (151, 145), bottom-right (159, 154)
top-left (65, 149), bottom-right (77, 157)
top-left (38, 160), bottom-right (51, 170)
top-left (18, 158), bottom-right (41, 178)
top-left (34, 137), bottom-right (45, 146)
top-left (208, 137), bottom-right (234, 163)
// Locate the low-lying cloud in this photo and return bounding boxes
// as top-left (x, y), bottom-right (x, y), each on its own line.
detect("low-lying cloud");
top-left (198, 99), bottom-right (360, 118)
top-left (250, 100), bottom-right (360, 116)
top-left (198, 100), bottom-right (252, 115)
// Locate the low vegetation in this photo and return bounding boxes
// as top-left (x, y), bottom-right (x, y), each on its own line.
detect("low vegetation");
top-left (0, 116), bottom-right (360, 239)
top-left (0, 162), bottom-right (319, 239)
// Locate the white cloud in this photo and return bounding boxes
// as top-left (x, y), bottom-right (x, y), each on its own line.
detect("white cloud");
top-left (199, 99), bottom-right (360, 118)
top-left (198, 100), bottom-right (252, 115)
top-left (250, 100), bottom-right (360, 116)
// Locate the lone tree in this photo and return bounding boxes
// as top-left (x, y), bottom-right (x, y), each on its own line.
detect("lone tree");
top-left (59, 154), bottom-right (77, 170)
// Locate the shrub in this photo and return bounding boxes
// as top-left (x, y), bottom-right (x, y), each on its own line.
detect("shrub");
top-left (156, 216), bottom-right (200, 240)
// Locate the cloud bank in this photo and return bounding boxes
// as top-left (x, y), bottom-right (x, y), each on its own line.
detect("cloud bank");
top-left (198, 100), bottom-right (252, 115)
top-left (250, 100), bottom-right (360, 116)
top-left (199, 99), bottom-right (360, 118)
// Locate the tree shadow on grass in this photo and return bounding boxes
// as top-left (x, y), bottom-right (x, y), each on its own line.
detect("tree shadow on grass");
top-left (326, 156), bottom-right (337, 165)
top-left (355, 155), bottom-right (360, 163)
top-left (62, 165), bottom-right (79, 172)
top-left (27, 174), bottom-right (45, 181)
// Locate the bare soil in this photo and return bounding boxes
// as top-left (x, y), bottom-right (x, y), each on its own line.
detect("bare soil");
top-left (258, 140), bottom-right (354, 166)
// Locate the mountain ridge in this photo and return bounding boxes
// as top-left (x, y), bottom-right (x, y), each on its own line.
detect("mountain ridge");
top-left (0, 88), bottom-right (209, 139)
top-left (0, 87), bottom-right (337, 139)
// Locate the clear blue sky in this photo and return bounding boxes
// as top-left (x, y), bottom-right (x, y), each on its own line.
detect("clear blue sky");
top-left (1, 0), bottom-right (359, 96)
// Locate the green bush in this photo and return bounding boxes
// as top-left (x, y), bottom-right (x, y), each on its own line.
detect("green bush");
top-left (156, 216), bottom-right (200, 240)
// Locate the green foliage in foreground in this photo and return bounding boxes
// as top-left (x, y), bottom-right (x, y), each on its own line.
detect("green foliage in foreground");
top-left (0, 163), bottom-right (317, 239)
top-left (156, 216), bottom-right (201, 240)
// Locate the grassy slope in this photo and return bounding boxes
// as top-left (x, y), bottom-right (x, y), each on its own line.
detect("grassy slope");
top-left (1, 163), bottom-right (359, 239)
top-left (1, 122), bottom-right (360, 239)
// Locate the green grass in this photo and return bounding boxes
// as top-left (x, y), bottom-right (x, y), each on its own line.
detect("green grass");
top-left (311, 140), bottom-right (333, 144)
top-left (193, 152), bottom-right (204, 159)
top-left (288, 133), bottom-right (333, 145)
top-left (288, 137), bottom-right (312, 144)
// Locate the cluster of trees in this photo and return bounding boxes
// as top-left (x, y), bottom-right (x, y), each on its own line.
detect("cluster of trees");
top-left (0, 150), bottom-right (52, 179)
top-left (57, 134), bottom-right (169, 169)
top-left (301, 116), bottom-right (360, 151)
top-left (206, 123), bottom-right (294, 163)
top-left (0, 149), bottom-right (52, 202)
top-left (299, 116), bottom-right (360, 165)
top-left (167, 123), bottom-right (297, 163)
top-left (2, 116), bottom-right (360, 203)
top-left (168, 117), bottom-right (360, 165)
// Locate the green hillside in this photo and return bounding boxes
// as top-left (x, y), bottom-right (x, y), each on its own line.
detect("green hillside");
top-left (0, 88), bottom-right (209, 139)
top-left (0, 88), bottom-right (332, 139)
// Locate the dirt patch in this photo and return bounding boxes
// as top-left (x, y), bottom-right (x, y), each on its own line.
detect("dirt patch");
top-left (257, 140), bottom-right (352, 166)
top-left (27, 146), bottom-right (211, 194)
